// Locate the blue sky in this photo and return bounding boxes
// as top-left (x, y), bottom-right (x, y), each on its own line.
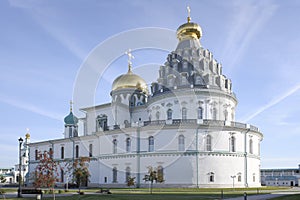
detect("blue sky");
top-left (1, 0), bottom-right (300, 169)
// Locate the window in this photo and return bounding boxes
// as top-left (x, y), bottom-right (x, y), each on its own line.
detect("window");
top-left (224, 109), bottom-right (228, 121)
top-left (178, 135), bottom-right (185, 151)
top-left (112, 167), bottom-right (118, 183)
top-left (35, 149), bottom-right (39, 160)
top-left (182, 107), bottom-right (187, 120)
top-left (212, 108), bottom-right (217, 120)
top-left (126, 138), bottom-right (131, 152)
top-left (230, 136), bottom-right (236, 152)
top-left (237, 173), bottom-right (242, 182)
top-left (167, 109), bottom-right (173, 120)
top-left (89, 144), bottom-right (93, 157)
top-left (61, 169), bottom-right (64, 182)
top-left (75, 145), bottom-right (79, 158)
top-left (209, 172), bottom-right (214, 182)
top-left (49, 148), bottom-right (53, 159)
top-left (157, 166), bottom-right (164, 182)
top-left (96, 114), bottom-right (108, 131)
top-left (113, 139), bottom-right (117, 154)
top-left (206, 135), bottom-right (212, 151)
top-left (249, 139), bottom-right (253, 154)
top-left (258, 142), bottom-right (260, 156)
top-left (69, 127), bottom-right (72, 137)
top-left (156, 111), bottom-right (160, 120)
top-left (253, 173), bottom-right (256, 182)
top-left (125, 167), bottom-right (131, 182)
top-left (61, 146), bottom-right (64, 159)
top-left (197, 107), bottom-right (203, 119)
top-left (148, 136), bottom-right (154, 152)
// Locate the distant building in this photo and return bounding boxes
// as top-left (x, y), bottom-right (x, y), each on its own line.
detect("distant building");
top-left (0, 168), bottom-right (15, 184)
top-left (261, 165), bottom-right (300, 187)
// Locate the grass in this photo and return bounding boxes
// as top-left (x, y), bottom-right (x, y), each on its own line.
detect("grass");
top-left (0, 186), bottom-right (293, 200)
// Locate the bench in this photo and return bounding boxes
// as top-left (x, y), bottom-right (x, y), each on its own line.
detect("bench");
top-left (20, 188), bottom-right (43, 196)
top-left (100, 188), bottom-right (111, 194)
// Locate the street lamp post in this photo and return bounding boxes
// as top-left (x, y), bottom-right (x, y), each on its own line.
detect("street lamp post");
top-left (231, 175), bottom-right (236, 191)
top-left (18, 137), bottom-right (23, 198)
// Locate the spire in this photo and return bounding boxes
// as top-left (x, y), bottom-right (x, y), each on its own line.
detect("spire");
top-left (125, 49), bottom-right (134, 73)
top-left (70, 100), bottom-right (73, 112)
top-left (187, 5), bottom-right (191, 23)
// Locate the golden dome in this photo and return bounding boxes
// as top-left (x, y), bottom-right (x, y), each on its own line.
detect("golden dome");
top-left (25, 133), bottom-right (30, 139)
top-left (177, 22), bottom-right (202, 41)
top-left (111, 66), bottom-right (148, 94)
top-left (177, 6), bottom-right (202, 41)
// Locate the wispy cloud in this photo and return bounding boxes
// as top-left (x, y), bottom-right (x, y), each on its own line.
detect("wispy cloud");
top-left (242, 83), bottom-right (300, 122)
top-left (0, 94), bottom-right (62, 121)
top-left (8, 0), bottom-right (86, 60)
top-left (221, 1), bottom-right (278, 72)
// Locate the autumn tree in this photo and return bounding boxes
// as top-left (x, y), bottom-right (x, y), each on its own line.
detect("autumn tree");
top-left (33, 150), bottom-right (60, 188)
top-left (71, 157), bottom-right (90, 193)
top-left (143, 166), bottom-right (164, 194)
top-left (127, 176), bottom-right (135, 187)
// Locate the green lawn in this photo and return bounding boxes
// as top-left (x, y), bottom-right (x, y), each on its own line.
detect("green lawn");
top-left (0, 186), bottom-right (293, 200)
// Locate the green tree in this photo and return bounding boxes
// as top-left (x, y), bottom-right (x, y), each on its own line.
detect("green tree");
top-left (0, 174), bottom-right (6, 184)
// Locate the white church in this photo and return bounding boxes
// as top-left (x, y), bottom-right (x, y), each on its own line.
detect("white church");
top-left (27, 10), bottom-right (263, 188)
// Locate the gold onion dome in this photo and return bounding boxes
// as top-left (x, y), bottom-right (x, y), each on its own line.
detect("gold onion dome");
top-left (111, 66), bottom-right (148, 94)
top-left (25, 133), bottom-right (30, 139)
top-left (176, 6), bottom-right (202, 40)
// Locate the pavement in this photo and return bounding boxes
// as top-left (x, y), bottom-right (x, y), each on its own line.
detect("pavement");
top-left (225, 187), bottom-right (300, 200)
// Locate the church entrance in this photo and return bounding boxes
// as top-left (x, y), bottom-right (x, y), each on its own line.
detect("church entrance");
top-left (290, 181), bottom-right (294, 187)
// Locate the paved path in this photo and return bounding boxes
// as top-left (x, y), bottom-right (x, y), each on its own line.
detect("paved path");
top-left (226, 187), bottom-right (300, 200)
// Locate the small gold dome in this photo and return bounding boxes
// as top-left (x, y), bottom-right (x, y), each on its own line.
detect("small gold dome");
top-left (177, 22), bottom-right (202, 41)
top-left (25, 133), bottom-right (30, 139)
top-left (111, 67), bottom-right (148, 94)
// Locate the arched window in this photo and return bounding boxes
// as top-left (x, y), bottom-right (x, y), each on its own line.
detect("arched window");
top-left (75, 145), bottom-right (79, 158)
top-left (258, 142), bottom-right (260, 156)
top-left (167, 109), bottom-right (173, 120)
top-left (89, 144), bottom-right (93, 157)
top-left (61, 169), bottom-right (64, 182)
top-left (126, 138), bottom-right (131, 152)
top-left (178, 135), bottom-right (185, 151)
top-left (182, 107), bottom-right (187, 120)
top-left (206, 135), bottom-right (212, 151)
top-left (49, 148), bottom-right (53, 159)
top-left (157, 166), bottom-right (164, 183)
top-left (125, 166), bottom-right (131, 182)
top-left (112, 167), bottom-right (118, 183)
top-left (237, 173), bottom-right (242, 182)
top-left (113, 139), bottom-right (117, 154)
top-left (224, 109), bottom-right (228, 121)
top-left (209, 172), bottom-right (214, 182)
top-left (253, 173), bottom-right (256, 182)
top-left (249, 139), bottom-right (253, 154)
top-left (156, 111), bottom-right (160, 120)
top-left (212, 108), bottom-right (217, 120)
top-left (197, 107), bottom-right (203, 119)
top-left (148, 136), bottom-right (154, 152)
top-left (61, 146), bottom-right (64, 159)
top-left (230, 136), bottom-right (236, 152)
top-left (35, 149), bottom-right (39, 160)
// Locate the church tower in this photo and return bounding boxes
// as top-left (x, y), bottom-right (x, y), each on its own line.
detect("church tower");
top-left (64, 101), bottom-right (78, 138)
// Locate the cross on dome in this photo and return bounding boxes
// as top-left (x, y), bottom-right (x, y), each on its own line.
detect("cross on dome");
top-left (125, 49), bottom-right (134, 72)
top-left (70, 100), bottom-right (73, 112)
top-left (187, 6), bottom-right (191, 23)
